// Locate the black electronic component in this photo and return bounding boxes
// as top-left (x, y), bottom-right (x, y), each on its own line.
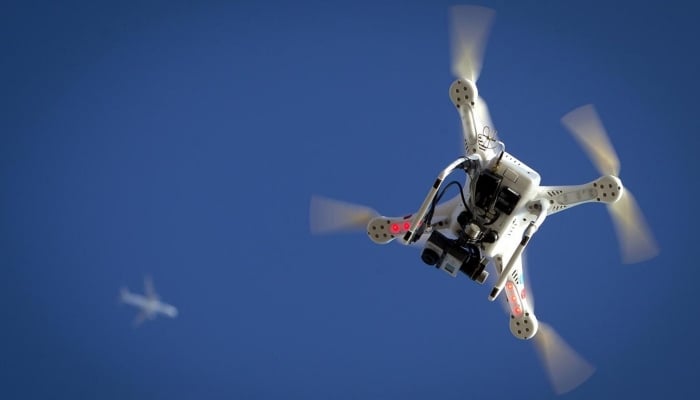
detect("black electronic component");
top-left (420, 231), bottom-right (488, 283)
top-left (456, 209), bottom-right (473, 229)
top-left (482, 230), bottom-right (498, 243)
top-left (421, 248), bottom-right (440, 266)
top-left (495, 186), bottom-right (521, 215)
top-left (474, 170), bottom-right (503, 210)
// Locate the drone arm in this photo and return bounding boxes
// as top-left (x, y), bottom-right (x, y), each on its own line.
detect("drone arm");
top-left (538, 175), bottom-right (622, 216)
top-left (449, 80), bottom-right (480, 154)
top-left (488, 200), bottom-right (549, 301)
top-left (403, 155), bottom-right (480, 244)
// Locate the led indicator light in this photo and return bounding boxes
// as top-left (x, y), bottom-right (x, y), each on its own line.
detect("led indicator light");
top-left (391, 224), bottom-right (400, 233)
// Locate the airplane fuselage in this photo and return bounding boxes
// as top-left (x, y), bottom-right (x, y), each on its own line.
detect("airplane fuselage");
top-left (121, 290), bottom-right (178, 318)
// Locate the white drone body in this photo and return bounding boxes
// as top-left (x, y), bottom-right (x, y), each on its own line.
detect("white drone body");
top-left (310, 5), bottom-right (658, 395)
top-left (366, 78), bottom-right (629, 340)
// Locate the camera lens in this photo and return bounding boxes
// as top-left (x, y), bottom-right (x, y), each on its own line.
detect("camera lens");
top-left (421, 248), bottom-right (440, 266)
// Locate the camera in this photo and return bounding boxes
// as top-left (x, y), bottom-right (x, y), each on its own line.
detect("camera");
top-left (421, 231), bottom-right (489, 283)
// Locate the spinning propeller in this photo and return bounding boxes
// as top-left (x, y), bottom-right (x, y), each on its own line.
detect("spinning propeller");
top-left (561, 104), bottom-right (659, 263)
top-left (533, 323), bottom-right (596, 395)
top-left (309, 195), bottom-right (378, 235)
top-left (502, 255), bottom-right (595, 395)
top-left (449, 5), bottom-right (497, 136)
top-left (449, 5), bottom-right (493, 83)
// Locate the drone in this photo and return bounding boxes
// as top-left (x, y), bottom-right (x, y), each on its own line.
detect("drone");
top-left (309, 5), bottom-right (658, 395)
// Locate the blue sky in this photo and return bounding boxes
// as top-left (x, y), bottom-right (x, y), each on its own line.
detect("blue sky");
top-left (2, 0), bottom-right (698, 399)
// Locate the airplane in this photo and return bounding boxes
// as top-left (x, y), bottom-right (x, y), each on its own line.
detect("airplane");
top-left (120, 275), bottom-right (178, 327)
top-left (309, 5), bottom-right (659, 395)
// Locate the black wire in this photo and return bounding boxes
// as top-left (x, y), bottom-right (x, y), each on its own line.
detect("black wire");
top-left (425, 180), bottom-right (469, 226)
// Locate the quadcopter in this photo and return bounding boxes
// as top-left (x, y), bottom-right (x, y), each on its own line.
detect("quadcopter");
top-left (309, 5), bottom-right (658, 395)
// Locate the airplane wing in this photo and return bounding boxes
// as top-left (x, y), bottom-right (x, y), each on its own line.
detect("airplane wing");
top-left (144, 275), bottom-right (159, 301)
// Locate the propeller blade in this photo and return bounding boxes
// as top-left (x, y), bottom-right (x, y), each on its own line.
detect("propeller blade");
top-left (561, 104), bottom-right (659, 263)
top-left (561, 104), bottom-right (620, 176)
top-left (449, 5), bottom-right (495, 82)
top-left (608, 189), bottom-right (660, 263)
top-left (533, 323), bottom-right (596, 395)
top-left (309, 195), bottom-right (378, 234)
top-left (493, 257), bottom-right (595, 394)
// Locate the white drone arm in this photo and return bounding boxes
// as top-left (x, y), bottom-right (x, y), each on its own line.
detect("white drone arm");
top-left (537, 175), bottom-right (622, 216)
top-left (449, 79), bottom-right (480, 153)
top-left (449, 79), bottom-right (503, 162)
top-left (491, 254), bottom-right (538, 340)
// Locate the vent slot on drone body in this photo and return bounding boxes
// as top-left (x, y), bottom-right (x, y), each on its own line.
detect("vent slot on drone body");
top-left (511, 269), bottom-right (521, 285)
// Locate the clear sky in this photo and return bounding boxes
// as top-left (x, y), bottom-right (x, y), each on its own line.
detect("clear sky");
top-left (2, 0), bottom-right (698, 399)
